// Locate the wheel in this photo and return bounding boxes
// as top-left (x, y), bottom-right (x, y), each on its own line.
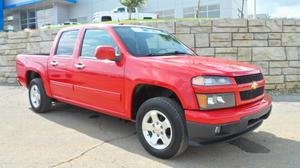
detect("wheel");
top-left (136, 97), bottom-right (188, 159)
top-left (29, 78), bottom-right (52, 113)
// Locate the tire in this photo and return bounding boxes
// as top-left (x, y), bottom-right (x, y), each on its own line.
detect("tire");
top-left (136, 97), bottom-right (188, 159)
top-left (28, 78), bottom-right (52, 113)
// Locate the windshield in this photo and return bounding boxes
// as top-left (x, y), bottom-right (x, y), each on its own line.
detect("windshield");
top-left (113, 27), bottom-right (195, 57)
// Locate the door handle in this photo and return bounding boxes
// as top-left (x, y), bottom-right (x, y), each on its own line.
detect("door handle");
top-left (75, 63), bottom-right (85, 69)
top-left (50, 61), bottom-right (58, 66)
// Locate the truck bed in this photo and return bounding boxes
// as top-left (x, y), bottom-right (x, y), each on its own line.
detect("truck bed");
top-left (16, 54), bottom-right (50, 87)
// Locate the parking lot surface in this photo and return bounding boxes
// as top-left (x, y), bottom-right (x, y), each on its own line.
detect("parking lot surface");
top-left (0, 86), bottom-right (300, 168)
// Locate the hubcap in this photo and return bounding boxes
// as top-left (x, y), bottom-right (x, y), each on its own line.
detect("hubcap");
top-left (30, 85), bottom-right (41, 108)
top-left (142, 110), bottom-right (172, 150)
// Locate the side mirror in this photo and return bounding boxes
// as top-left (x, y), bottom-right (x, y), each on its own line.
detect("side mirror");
top-left (95, 46), bottom-right (121, 62)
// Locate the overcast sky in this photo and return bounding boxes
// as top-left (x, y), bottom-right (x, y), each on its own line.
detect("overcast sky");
top-left (247, 0), bottom-right (300, 18)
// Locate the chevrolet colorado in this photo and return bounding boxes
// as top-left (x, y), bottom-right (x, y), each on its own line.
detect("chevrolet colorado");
top-left (16, 24), bottom-right (272, 159)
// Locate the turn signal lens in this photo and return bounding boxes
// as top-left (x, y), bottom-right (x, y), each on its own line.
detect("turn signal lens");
top-left (196, 94), bottom-right (207, 109)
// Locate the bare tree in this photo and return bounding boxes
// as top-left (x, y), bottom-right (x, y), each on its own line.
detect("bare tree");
top-left (195, 0), bottom-right (200, 18)
top-left (238, 0), bottom-right (246, 18)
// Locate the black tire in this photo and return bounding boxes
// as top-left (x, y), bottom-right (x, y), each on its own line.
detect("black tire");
top-left (136, 97), bottom-right (188, 159)
top-left (28, 78), bottom-right (52, 113)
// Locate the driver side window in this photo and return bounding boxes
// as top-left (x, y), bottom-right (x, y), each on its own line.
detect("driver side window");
top-left (81, 29), bottom-right (117, 58)
top-left (117, 7), bottom-right (126, 13)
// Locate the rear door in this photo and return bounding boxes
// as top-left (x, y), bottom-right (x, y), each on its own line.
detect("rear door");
top-left (72, 28), bottom-right (125, 116)
top-left (48, 30), bottom-right (79, 100)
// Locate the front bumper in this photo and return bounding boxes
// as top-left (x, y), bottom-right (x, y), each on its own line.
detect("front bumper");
top-left (185, 95), bottom-right (272, 145)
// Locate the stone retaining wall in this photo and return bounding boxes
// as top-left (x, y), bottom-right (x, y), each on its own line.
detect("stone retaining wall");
top-left (1, 19), bottom-right (300, 90)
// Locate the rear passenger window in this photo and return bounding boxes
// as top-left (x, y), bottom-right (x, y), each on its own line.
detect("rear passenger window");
top-left (56, 30), bottom-right (79, 56)
top-left (81, 29), bottom-right (117, 58)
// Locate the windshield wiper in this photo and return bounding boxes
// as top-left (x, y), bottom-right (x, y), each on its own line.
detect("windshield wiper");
top-left (145, 51), bottom-right (193, 56)
top-left (159, 51), bottom-right (193, 56)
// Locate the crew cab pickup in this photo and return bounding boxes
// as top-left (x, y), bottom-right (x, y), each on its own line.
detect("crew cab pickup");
top-left (16, 24), bottom-right (272, 159)
top-left (93, 6), bottom-right (158, 22)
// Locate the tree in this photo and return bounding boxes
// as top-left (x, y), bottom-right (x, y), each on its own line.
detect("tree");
top-left (195, 0), bottom-right (201, 18)
top-left (120, 0), bottom-right (146, 20)
top-left (238, 0), bottom-right (246, 18)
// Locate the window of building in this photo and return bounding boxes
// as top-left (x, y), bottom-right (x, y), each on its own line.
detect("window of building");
top-left (20, 10), bottom-right (37, 29)
top-left (81, 29), bottom-right (117, 58)
top-left (183, 7), bottom-right (196, 18)
top-left (196, 4), bottom-right (221, 18)
top-left (56, 30), bottom-right (79, 56)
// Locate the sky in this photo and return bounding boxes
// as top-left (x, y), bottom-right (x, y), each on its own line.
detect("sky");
top-left (247, 0), bottom-right (300, 18)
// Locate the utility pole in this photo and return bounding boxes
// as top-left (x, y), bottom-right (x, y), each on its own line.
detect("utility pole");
top-left (195, 0), bottom-right (200, 18)
top-left (241, 0), bottom-right (245, 18)
top-left (254, 0), bottom-right (257, 19)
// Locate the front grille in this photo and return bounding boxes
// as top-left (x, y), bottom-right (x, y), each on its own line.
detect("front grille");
top-left (240, 87), bottom-right (264, 101)
top-left (235, 73), bottom-right (263, 84)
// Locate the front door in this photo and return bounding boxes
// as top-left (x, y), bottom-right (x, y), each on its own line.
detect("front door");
top-left (48, 30), bottom-right (79, 100)
top-left (72, 29), bottom-right (125, 116)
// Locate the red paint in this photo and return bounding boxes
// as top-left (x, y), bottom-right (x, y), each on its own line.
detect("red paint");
top-left (16, 24), bottom-right (272, 125)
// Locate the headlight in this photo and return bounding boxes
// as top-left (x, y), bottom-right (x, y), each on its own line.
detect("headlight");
top-left (192, 76), bottom-right (232, 86)
top-left (196, 93), bottom-right (235, 110)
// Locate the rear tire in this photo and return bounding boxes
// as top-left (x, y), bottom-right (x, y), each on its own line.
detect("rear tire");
top-left (29, 78), bottom-right (52, 113)
top-left (136, 97), bottom-right (188, 159)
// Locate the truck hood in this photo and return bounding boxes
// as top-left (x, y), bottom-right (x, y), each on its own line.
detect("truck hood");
top-left (146, 56), bottom-right (261, 77)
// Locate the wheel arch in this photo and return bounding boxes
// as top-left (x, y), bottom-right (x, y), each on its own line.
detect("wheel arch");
top-left (130, 83), bottom-right (184, 120)
top-left (25, 69), bottom-right (53, 98)
top-left (26, 70), bottom-right (41, 87)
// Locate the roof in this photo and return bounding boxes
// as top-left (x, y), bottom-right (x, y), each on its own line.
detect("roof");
top-left (4, 0), bottom-right (76, 9)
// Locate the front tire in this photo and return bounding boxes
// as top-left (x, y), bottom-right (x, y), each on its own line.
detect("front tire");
top-left (136, 97), bottom-right (188, 159)
top-left (29, 78), bottom-right (52, 113)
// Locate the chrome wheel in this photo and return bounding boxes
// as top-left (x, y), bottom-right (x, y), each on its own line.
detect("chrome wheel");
top-left (30, 85), bottom-right (41, 108)
top-left (142, 110), bottom-right (172, 150)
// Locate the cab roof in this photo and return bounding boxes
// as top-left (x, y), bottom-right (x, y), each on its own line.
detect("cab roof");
top-left (59, 23), bottom-right (156, 31)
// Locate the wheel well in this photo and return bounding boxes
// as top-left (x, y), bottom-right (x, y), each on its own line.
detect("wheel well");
top-left (26, 71), bottom-right (41, 87)
top-left (131, 84), bottom-right (182, 120)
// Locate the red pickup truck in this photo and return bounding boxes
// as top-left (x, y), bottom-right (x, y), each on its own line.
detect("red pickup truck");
top-left (16, 24), bottom-right (272, 159)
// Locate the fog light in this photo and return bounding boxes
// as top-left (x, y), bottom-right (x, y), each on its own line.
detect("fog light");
top-left (196, 93), bottom-right (235, 110)
top-left (215, 126), bottom-right (221, 134)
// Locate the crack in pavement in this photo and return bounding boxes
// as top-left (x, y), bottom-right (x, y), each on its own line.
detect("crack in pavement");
top-left (48, 132), bottom-right (137, 168)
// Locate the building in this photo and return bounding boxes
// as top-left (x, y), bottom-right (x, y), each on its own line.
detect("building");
top-left (0, 0), bottom-right (247, 31)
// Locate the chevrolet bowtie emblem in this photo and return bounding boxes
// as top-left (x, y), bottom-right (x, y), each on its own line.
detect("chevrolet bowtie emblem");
top-left (251, 81), bottom-right (258, 90)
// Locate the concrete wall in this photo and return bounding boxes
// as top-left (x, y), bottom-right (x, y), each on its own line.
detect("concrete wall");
top-left (0, 19), bottom-right (300, 91)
